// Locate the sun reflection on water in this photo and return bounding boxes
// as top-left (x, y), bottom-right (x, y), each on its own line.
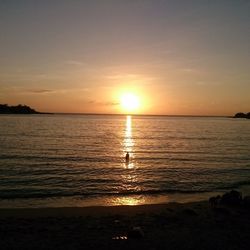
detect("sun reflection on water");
top-left (123, 115), bottom-right (134, 168)
top-left (109, 115), bottom-right (142, 206)
top-left (109, 196), bottom-right (145, 206)
top-left (126, 115), bottom-right (132, 136)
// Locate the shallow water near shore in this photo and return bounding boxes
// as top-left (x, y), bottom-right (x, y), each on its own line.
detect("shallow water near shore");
top-left (0, 114), bottom-right (250, 208)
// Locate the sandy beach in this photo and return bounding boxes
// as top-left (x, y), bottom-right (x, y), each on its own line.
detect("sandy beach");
top-left (0, 200), bottom-right (250, 250)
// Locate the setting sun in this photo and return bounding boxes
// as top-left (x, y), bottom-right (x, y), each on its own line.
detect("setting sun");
top-left (120, 93), bottom-right (140, 113)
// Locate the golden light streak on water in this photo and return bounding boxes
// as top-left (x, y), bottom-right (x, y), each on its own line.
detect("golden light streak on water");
top-left (123, 115), bottom-right (134, 167)
top-left (109, 196), bottom-right (145, 206)
top-left (110, 115), bottom-right (141, 206)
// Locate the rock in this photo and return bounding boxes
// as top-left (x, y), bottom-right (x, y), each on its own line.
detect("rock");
top-left (127, 226), bottom-right (144, 239)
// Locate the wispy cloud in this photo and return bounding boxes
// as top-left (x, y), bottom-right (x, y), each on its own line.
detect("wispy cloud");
top-left (64, 60), bottom-right (86, 67)
top-left (26, 89), bottom-right (54, 94)
top-left (0, 86), bottom-right (55, 95)
top-left (105, 73), bottom-right (157, 85)
top-left (105, 101), bottom-right (119, 106)
top-left (87, 100), bottom-right (119, 106)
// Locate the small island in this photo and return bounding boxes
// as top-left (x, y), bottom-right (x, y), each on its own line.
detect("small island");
top-left (234, 112), bottom-right (250, 119)
top-left (0, 104), bottom-right (41, 114)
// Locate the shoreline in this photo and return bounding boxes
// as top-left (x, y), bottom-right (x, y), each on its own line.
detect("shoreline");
top-left (1, 186), bottom-right (250, 209)
top-left (0, 191), bottom-right (224, 209)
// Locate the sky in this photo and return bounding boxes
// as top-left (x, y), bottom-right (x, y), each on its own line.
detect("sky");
top-left (0, 0), bottom-right (249, 115)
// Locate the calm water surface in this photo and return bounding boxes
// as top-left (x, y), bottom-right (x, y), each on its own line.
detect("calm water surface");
top-left (0, 114), bottom-right (249, 207)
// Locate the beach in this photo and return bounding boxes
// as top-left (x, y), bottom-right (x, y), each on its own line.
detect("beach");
top-left (1, 200), bottom-right (250, 250)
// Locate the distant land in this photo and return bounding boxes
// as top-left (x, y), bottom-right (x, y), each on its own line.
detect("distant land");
top-left (0, 104), bottom-right (249, 118)
top-left (234, 112), bottom-right (250, 119)
top-left (0, 104), bottom-right (49, 114)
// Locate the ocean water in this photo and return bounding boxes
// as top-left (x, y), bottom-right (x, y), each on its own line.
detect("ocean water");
top-left (0, 114), bottom-right (250, 208)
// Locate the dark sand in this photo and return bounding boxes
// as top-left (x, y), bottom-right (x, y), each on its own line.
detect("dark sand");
top-left (0, 201), bottom-right (250, 250)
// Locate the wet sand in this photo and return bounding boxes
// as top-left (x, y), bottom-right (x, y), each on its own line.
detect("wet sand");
top-left (0, 201), bottom-right (250, 250)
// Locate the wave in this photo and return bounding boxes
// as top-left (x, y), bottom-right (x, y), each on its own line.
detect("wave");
top-left (218, 180), bottom-right (250, 190)
top-left (0, 154), bottom-right (116, 163)
top-left (2, 180), bottom-right (250, 200)
top-left (0, 189), bottom-right (209, 199)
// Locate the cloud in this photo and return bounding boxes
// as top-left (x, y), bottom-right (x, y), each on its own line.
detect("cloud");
top-left (27, 89), bottom-right (54, 94)
top-left (105, 101), bottom-right (119, 106)
top-left (87, 100), bottom-right (119, 106)
top-left (104, 73), bottom-right (157, 86)
top-left (64, 60), bottom-right (86, 66)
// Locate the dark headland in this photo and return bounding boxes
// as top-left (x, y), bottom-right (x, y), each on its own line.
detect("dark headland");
top-left (233, 112), bottom-right (250, 119)
top-left (0, 104), bottom-right (51, 114)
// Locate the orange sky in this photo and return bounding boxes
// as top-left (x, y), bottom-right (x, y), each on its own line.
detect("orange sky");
top-left (0, 1), bottom-right (249, 115)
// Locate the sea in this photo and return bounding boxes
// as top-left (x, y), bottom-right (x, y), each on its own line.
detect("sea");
top-left (0, 114), bottom-right (250, 208)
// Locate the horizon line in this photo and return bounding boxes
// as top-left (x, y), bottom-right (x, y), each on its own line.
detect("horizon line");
top-left (42, 112), bottom-right (230, 118)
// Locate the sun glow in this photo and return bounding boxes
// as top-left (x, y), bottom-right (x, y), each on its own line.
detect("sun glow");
top-left (120, 93), bottom-right (140, 113)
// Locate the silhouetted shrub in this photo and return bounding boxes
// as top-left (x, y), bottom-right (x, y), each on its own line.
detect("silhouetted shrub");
top-left (209, 195), bottom-right (221, 207)
top-left (220, 190), bottom-right (242, 206)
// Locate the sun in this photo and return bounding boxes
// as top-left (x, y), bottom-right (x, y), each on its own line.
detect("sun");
top-left (120, 93), bottom-right (140, 112)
